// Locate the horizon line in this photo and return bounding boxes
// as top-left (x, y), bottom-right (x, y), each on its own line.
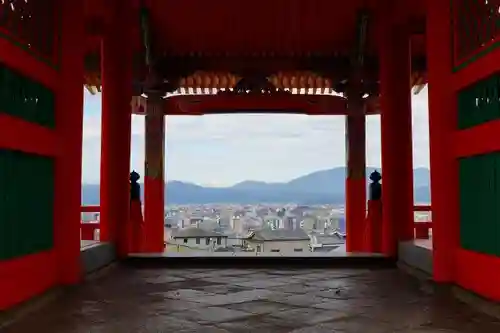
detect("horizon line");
top-left (81, 165), bottom-right (430, 187)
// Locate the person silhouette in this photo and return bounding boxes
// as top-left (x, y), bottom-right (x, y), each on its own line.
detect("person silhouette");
top-left (130, 170), bottom-right (141, 201)
top-left (129, 170), bottom-right (145, 253)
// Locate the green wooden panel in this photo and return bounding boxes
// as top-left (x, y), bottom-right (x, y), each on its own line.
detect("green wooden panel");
top-left (476, 154), bottom-right (497, 255)
top-left (453, 0), bottom-right (500, 69)
top-left (459, 156), bottom-right (475, 250)
top-left (0, 63), bottom-right (55, 129)
top-left (0, 149), bottom-right (54, 260)
top-left (459, 153), bottom-right (500, 256)
top-left (0, 0), bottom-right (58, 65)
top-left (457, 74), bottom-right (500, 130)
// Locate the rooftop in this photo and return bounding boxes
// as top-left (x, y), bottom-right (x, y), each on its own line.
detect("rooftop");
top-left (246, 229), bottom-right (310, 241)
top-left (172, 228), bottom-right (227, 239)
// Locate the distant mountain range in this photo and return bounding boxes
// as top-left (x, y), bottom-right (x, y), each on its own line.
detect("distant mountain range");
top-left (82, 167), bottom-right (431, 205)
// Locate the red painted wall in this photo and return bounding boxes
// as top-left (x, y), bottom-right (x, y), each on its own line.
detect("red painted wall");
top-left (0, 251), bottom-right (57, 310)
top-left (446, 1), bottom-right (500, 302)
top-left (0, 3), bottom-right (65, 310)
top-left (456, 249), bottom-right (500, 301)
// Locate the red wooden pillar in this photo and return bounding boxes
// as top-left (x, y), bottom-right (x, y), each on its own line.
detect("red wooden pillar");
top-left (426, 0), bottom-right (457, 282)
top-left (100, 1), bottom-right (133, 257)
top-left (378, 12), bottom-right (414, 256)
top-left (345, 114), bottom-right (366, 252)
top-left (143, 95), bottom-right (166, 253)
top-left (54, 0), bottom-right (85, 284)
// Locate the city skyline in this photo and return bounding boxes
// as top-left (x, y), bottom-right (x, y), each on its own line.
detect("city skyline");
top-left (82, 88), bottom-right (430, 186)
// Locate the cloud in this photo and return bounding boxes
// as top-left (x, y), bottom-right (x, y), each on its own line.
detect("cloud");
top-left (82, 88), bottom-right (430, 186)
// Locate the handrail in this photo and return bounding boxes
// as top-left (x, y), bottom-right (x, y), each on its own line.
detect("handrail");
top-left (413, 205), bottom-right (432, 239)
top-left (78, 205), bottom-right (433, 241)
top-left (80, 205), bottom-right (100, 241)
top-left (414, 204), bottom-right (431, 212)
top-left (81, 205), bottom-right (100, 213)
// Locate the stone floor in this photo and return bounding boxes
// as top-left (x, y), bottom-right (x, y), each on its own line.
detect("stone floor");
top-left (3, 266), bottom-right (500, 332)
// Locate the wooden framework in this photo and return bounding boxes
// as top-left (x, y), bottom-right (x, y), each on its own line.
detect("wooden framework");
top-left (130, 94), bottom-right (382, 116)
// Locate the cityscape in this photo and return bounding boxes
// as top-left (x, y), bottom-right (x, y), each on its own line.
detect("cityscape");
top-left (80, 167), bottom-right (432, 255)
top-left (82, 202), bottom-right (432, 255)
top-left (164, 204), bottom-right (346, 254)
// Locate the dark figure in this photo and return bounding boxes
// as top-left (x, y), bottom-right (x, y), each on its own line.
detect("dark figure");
top-left (130, 170), bottom-right (141, 201)
top-left (129, 170), bottom-right (145, 253)
top-left (369, 170), bottom-right (382, 200)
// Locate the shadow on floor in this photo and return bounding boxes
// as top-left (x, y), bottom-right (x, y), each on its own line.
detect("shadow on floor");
top-left (3, 265), bottom-right (500, 332)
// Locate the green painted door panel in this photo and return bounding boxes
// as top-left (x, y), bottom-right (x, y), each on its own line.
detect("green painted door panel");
top-left (458, 74), bottom-right (500, 130)
top-left (0, 149), bottom-right (55, 260)
top-left (459, 153), bottom-right (500, 256)
top-left (0, 63), bottom-right (55, 129)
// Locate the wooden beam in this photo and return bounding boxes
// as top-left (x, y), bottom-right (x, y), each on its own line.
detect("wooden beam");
top-left (85, 17), bottom-right (105, 36)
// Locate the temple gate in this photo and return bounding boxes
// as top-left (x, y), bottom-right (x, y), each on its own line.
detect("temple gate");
top-left (0, 0), bottom-right (499, 313)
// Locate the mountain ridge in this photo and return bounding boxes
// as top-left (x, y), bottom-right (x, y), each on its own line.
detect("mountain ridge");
top-left (82, 167), bottom-right (430, 205)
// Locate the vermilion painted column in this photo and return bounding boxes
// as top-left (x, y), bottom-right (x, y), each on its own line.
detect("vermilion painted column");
top-left (426, 0), bottom-right (458, 282)
top-left (143, 94), bottom-right (166, 253)
top-left (378, 13), bottom-right (414, 256)
top-left (54, 0), bottom-right (85, 284)
top-left (100, 1), bottom-right (133, 257)
top-left (345, 113), bottom-right (366, 253)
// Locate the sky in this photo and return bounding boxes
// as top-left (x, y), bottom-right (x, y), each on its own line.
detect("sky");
top-left (82, 88), bottom-right (430, 186)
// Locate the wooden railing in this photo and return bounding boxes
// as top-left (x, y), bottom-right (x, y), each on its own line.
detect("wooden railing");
top-left (414, 205), bottom-right (432, 239)
top-left (81, 205), bottom-right (100, 241)
top-left (80, 204), bottom-right (432, 242)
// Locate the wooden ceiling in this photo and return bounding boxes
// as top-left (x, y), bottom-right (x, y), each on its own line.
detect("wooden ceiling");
top-left (83, 0), bottom-right (428, 98)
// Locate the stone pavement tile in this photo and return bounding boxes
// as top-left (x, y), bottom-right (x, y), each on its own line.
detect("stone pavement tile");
top-left (269, 307), bottom-right (351, 326)
top-left (227, 300), bottom-right (298, 314)
top-left (244, 272), bottom-right (281, 278)
top-left (262, 291), bottom-right (296, 302)
top-left (234, 288), bottom-right (281, 300)
top-left (194, 289), bottom-right (276, 306)
top-left (146, 299), bottom-right (207, 313)
top-left (417, 308), bottom-right (500, 333)
top-left (149, 278), bottom-right (217, 291)
top-left (264, 269), bottom-right (303, 276)
top-left (157, 289), bottom-right (217, 302)
top-left (361, 301), bottom-right (435, 329)
top-left (303, 315), bottom-right (404, 333)
top-left (274, 294), bottom-right (333, 307)
top-left (186, 271), bottom-right (222, 277)
top-left (272, 283), bottom-right (326, 294)
top-left (234, 279), bottom-right (293, 288)
top-left (143, 275), bottom-right (186, 284)
top-left (398, 329), bottom-right (461, 333)
top-left (178, 325), bottom-right (230, 333)
top-left (216, 269), bottom-right (260, 276)
top-left (305, 278), bottom-right (353, 289)
top-left (171, 306), bottom-right (256, 324)
top-left (117, 315), bottom-right (203, 332)
top-left (193, 291), bottom-right (266, 306)
top-left (215, 315), bottom-right (297, 333)
top-left (202, 276), bottom-right (255, 284)
top-left (197, 284), bottom-right (253, 294)
top-left (310, 300), bottom-right (366, 315)
top-left (4, 267), bottom-right (500, 333)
